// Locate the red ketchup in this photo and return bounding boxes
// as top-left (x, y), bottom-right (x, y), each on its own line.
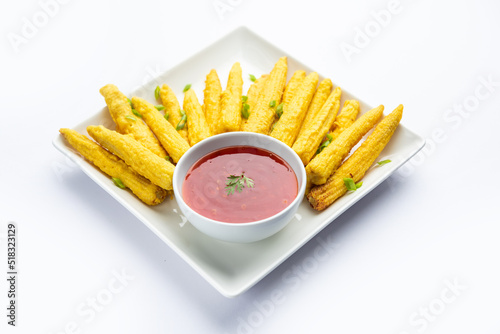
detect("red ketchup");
top-left (182, 146), bottom-right (298, 223)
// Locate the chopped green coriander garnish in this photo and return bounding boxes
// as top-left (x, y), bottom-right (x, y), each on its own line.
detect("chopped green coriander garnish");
top-left (183, 84), bottom-right (191, 92)
top-left (165, 156), bottom-right (171, 162)
top-left (164, 112), bottom-right (169, 121)
top-left (112, 177), bottom-right (126, 189)
top-left (176, 114), bottom-right (187, 130)
top-left (316, 133), bottom-right (333, 154)
top-left (225, 174), bottom-right (254, 195)
top-left (343, 178), bottom-right (363, 191)
top-left (155, 86), bottom-right (160, 100)
top-left (377, 159), bottom-right (392, 166)
top-left (269, 100), bottom-right (276, 108)
top-left (131, 109), bottom-right (142, 118)
top-left (249, 74), bottom-right (256, 82)
top-left (125, 115), bottom-right (136, 121)
top-left (127, 98), bottom-right (132, 107)
top-left (343, 178), bottom-right (357, 191)
top-left (155, 105), bottom-right (165, 111)
top-left (241, 103), bottom-right (250, 119)
top-left (241, 95), bottom-right (248, 103)
top-left (276, 103), bottom-right (283, 118)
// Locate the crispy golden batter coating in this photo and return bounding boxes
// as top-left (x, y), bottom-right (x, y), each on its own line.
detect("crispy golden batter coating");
top-left (203, 69), bottom-right (223, 135)
top-left (220, 62), bottom-right (243, 132)
top-left (297, 78), bottom-right (333, 139)
top-left (87, 125), bottom-right (175, 190)
top-left (183, 89), bottom-right (212, 146)
top-left (241, 74), bottom-right (268, 129)
top-left (131, 97), bottom-right (190, 163)
top-left (307, 105), bottom-right (403, 210)
top-left (99, 84), bottom-right (167, 157)
top-left (282, 70), bottom-right (306, 111)
top-left (241, 57), bottom-right (288, 134)
top-left (293, 87), bottom-right (342, 165)
top-left (270, 72), bottom-right (319, 147)
top-left (59, 128), bottom-right (167, 205)
top-left (306, 105), bottom-right (384, 185)
top-left (159, 84), bottom-right (189, 142)
top-left (329, 100), bottom-right (360, 141)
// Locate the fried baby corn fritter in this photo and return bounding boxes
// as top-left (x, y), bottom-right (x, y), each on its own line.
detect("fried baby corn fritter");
top-left (241, 74), bottom-right (268, 129)
top-left (159, 84), bottom-right (189, 142)
top-left (87, 125), bottom-right (175, 190)
top-left (329, 100), bottom-right (360, 141)
top-left (99, 84), bottom-right (167, 158)
top-left (292, 86), bottom-right (342, 165)
top-left (183, 89), bottom-right (212, 146)
top-left (59, 128), bottom-right (167, 205)
top-left (282, 70), bottom-right (306, 111)
top-left (307, 105), bottom-right (403, 210)
top-left (270, 72), bottom-right (319, 147)
top-left (297, 78), bottom-right (333, 139)
top-left (203, 69), bottom-right (223, 135)
top-left (241, 57), bottom-right (288, 134)
top-left (306, 105), bottom-right (384, 185)
top-left (131, 97), bottom-right (190, 163)
top-left (220, 62), bottom-right (243, 132)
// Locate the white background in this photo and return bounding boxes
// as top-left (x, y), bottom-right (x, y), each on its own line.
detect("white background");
top-left (1, 0), bottom-right (500, 333)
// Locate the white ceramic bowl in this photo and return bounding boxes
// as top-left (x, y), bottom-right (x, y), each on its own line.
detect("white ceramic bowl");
top-left (173, 132), bottom-right (307, 243)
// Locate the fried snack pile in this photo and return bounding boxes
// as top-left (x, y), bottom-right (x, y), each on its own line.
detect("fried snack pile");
top-left (59, 57), bottom-right (403, 210)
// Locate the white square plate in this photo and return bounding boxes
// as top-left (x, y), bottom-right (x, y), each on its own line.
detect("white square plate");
top-left (53, 27), bottom-right (425, 297)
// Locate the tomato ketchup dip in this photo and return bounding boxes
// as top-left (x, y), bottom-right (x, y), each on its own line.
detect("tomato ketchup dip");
top-left (182, 146), bottom-right (298, 223)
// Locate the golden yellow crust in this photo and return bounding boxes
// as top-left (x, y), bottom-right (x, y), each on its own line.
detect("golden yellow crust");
top-left (203, 69), bottom-right (223, 135)
top-left (292, 86), bottom-right (342, 165)
top-left (86, 125), bottom-right (175, 190)
top-left (159, 84), bottom-right (189, 142)
top-left (297, 78), bottom-right (333, 139)
top-left (221, 62), bottom-right (243, 132)
top-left (183, 89), bottom-right (211, 146)
top-left (282, 70), bottom-right (306, 111)
top-left (307, 105), bottom-right (403, 210)
top-left (330, 100), bottom-right (360, 141)
top-left (131, 97), bottom-right (190, 163)
top-left (241, 74), bottom-right (268, 129)
top-left (99, 84), bottom-right (167, 158)
top-left (241, 57), bottom-right (288, 134)
top-left (59, 128), bottom-right (167, 205)
top-left (306, 105), bottom-right (384, 185)
top-left (270, 72), bottom-right (319, 146)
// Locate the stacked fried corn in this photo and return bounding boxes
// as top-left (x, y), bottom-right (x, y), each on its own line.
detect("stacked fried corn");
top-left (59, 57), bottom-right (403, 210)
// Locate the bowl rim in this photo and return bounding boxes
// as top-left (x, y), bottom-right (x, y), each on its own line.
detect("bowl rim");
top-left (172, 131), bottom-right (307, 227)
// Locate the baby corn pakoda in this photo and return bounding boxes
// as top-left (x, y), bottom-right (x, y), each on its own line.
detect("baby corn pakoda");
top-left (307, 105), bottom-right (403, 210)
top-left (297, 78), bottom-right (333, 139)
top-left (99, 84), bottom-right (167, 158)
top-left (282, 70), bottom-right (306, 111)
top-left (306, 105), bottom-right (384, 185)
top-left (241, 74), bottom-right (268, 129)
top-left (59, 128), bottom-right (167, 205)
top-left (159, 84), bottom-right (189, 142)
top-left (220, 62), bottom-right (243, 132)
top-left (183, 89), bottom-right (211, 146)
top-left (87, 125), bottom-right (175, 190)
top-left (292, 86), bottom-right (342, 165)
top-left (241, 57), bottom-right (288, 134)
top-left (131, 97), bottom-right (190, 163)
top-left (330, 100), bottom-right (360, 141)
top-left (203, 69), bottom-right (223, 135)
top-left (270, 72), bottom-right (319, 146)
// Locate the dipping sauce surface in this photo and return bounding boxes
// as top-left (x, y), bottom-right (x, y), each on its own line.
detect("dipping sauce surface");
top-left (182, 146), bottom-right (298, 223)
